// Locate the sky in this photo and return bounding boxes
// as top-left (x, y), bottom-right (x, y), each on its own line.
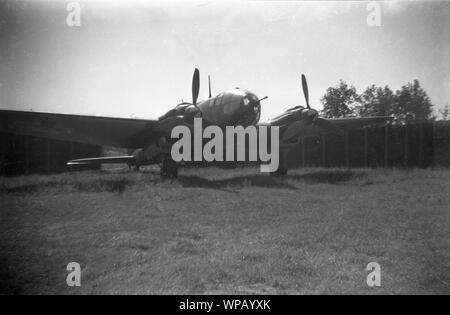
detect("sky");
top-left (0, 0), bottom-right (449, 121)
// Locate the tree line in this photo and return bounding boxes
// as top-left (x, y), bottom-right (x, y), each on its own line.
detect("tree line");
top-left (321, 79), bottom-right (449, 122)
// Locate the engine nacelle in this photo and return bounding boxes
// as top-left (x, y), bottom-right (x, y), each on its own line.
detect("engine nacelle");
top-left (158, 103), bottom-right (201, 124)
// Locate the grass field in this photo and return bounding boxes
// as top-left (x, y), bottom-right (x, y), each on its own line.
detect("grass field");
top-left (0, 167), bottom-right (449, 294)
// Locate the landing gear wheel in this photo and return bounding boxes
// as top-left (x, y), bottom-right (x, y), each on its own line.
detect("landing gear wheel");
top-left (160, 155), bottom-right (178, 179)
top-left (270, 166), bottom-right (288, 176)
top-left (270, 153), bottom-right (288, 176)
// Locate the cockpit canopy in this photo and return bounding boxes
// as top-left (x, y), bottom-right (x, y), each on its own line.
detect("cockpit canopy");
top-left (160, 88), bottom-right (261, 128)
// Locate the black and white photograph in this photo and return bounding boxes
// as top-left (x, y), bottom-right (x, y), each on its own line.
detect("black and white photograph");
top-left (0, 0), bottom-right (449, 298)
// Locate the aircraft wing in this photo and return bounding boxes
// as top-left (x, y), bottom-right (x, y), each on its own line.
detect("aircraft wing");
top-left (298, 116), bottom-right (392, 137)
top-left (0, 110), bottom-right (157, 149)
top-left (324, 116), bottom-right (392, 130)
top-left (279, 116), bottom-right (392, 149)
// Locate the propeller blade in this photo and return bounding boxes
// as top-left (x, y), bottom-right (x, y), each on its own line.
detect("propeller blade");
top-left (301, 74), bottom-right (310, 109)
top-left (208, 75), bottom-right (212, 98)
top-left (314, 118), bottom-right (344, 135)
top-left (192, 68), bottom-right (200, 106)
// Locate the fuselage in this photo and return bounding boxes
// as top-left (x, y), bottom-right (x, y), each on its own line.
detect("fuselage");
top-left (197, 88), bottom-right (261, 127)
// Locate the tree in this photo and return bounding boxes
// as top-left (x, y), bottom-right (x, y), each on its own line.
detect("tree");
top-left (357, 85), bottom-right (395, 117)
top-left (393, 80), bottom-right (434, 122)
top-left (439, 104), bottom-right (449, 120)
top-left (321, 81), bottom-right (360, 118)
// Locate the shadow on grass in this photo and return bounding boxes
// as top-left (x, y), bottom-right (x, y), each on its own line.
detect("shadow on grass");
top-left (0, 182), bottom-right (61, 194)
top-left (178, 169), bottom-right (369, 189)
top-left (73, 178), bottom-right (135, 194)
top-left (178, 174), bottom-right (298, 190)
top-left (0, 169), bottom-right (369, 195)
top-left (287, 169), bottom-right (369, 184)
top-left (0, 178), bottom-right (136, 195)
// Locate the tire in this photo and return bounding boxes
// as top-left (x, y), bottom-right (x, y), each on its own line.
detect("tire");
top-left (160, 155), bottom-right (178, 179)
top-left (270, 166), bottom-right (288, 176)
